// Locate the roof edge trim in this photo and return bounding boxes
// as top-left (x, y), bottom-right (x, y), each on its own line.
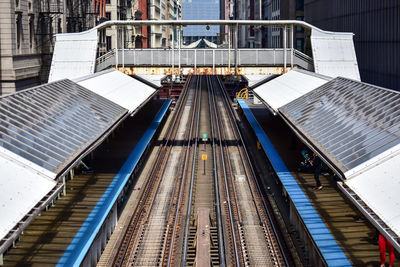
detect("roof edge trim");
top-left (72, 68), bottom-right (116, 83)
top-left (344, 143), bottom-right (400, 180)
top-left (338, 182), bottom-right (400, 253)
top-left (0, 147), bottom-right (56, 180)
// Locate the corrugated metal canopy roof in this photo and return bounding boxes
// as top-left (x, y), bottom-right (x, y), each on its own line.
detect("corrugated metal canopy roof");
top-left (279, 77), bottom-right (400, 174)
top-left (259, 74), bottom-right (400, 251)
top-left (253, 70), bottom-right (331, 114)
top-left (0, 79), bottom-right (127, 176)
top-left (76, 69), bottom-right (156, 114)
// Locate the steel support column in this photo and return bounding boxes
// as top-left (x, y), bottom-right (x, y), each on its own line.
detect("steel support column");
top-left (122, 27), bottom-right (125, 72)
top-left (290, 25), bottom-right (294, 68)
top-left (283, 25), bottom-right (287, 73)
top-left (178, 26), bottom-right (181, 75)
top-left (194, 49), bottom-right (197, 74)
top-left (234, 24), bottom-right (238, 75)
top-left (172, 26), bottom-right (175, 76)
top-left (115, 26), bottom-right (118, 68)
top-left (228, 25), bottom-right (231, 72)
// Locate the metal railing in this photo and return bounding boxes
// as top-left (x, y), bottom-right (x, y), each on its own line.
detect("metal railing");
top-left (96, 48), bottom-right (314, 72)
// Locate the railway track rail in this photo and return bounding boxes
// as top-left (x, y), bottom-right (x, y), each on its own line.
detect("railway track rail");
top-left (113, 76), bottom-right (198, 266)
top-left (209, 76), bottom-right (290, 267)
top-left (111, 75), bottom-right (292, 267)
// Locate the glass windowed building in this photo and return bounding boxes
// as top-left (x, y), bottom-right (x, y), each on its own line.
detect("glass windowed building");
top-left (182, 0), bottom-right (220, 44)
top-left (304, 0), bottom-right (400, 91)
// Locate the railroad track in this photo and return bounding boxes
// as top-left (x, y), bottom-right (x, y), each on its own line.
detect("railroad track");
top-left (179, 76), bottom-right (224, 267)
top-left (111, 75), bottom-right (291, 267)
top-left (112, 76), bottom-right (199, 266)
top-left (208, 76), bottom-right (289, 267)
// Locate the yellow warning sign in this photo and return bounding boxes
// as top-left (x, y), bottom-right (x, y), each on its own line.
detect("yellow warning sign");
top-left (202, 154), bottom-right (208, 160)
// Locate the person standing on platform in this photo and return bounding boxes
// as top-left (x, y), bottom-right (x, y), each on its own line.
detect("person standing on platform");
top-left (299, 150), bottom-right (326, 190)
top-left (310, 153), bottom-right (323, 190)
top-left (379, 233), bottom-right (395, 267)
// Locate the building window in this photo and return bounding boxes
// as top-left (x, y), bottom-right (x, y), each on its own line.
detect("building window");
top-left (29, 15), bottom-right (34, 49)
top-left (105, 0), bottom-right (110, 4)
top-left (58, 18), bottom-right (62, 33)
top-left (15, 0), bottom-right (19, 8)
top-left (106, 36), bottom-right (112, 50)
top-left (106, 12), bottom-right (111, 20)
top-left (296, 0), bottom-right (304, 10)
top-left (296, 38), bottom-right (304, 52)
top-left (16, 13), bottom-right (22, 50)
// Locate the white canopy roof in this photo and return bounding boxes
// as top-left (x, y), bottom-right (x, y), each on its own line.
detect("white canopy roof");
top-left (0, 148), bottom-right (56, 240)
top-left (253, 70), bottom-right (331, 114)
top-left (343, 146), bottom-right (400, 250)
top-left (48, 29), bottom-right (98, 82)
top-left (203, 39), bottom-right (218, 48)
top-left (244, 75), bottom-right (274, 88)
top-left (276, 76), bottom-right (400, 250)
top-left (0, 77), bottom-right (130, 247)
top-left (311, 29), bottom-right (361, 81)
top-left (182, 39), bottom-right (202, 48)
top-left (76, 69), bottom-right (156, 114)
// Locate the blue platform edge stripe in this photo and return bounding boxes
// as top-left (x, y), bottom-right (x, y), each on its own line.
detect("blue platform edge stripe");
top-left (237, 100), bottom-right (351, 267)
top-left (57, 99), bottom-right (172, 267)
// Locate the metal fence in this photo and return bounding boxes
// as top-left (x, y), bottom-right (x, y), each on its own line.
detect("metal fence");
top-left (96, 48), bottom-right (314, 72)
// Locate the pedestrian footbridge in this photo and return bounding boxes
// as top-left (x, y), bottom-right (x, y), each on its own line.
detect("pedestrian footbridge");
top-left (48, 20), bottom-right (360, 81)
top-left (95, 48), bottom-right (314, 75)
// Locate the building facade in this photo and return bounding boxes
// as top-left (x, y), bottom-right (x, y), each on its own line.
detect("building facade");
top-left (103, 0), bottom-right (139, 52)
top-left (148, 0), bottom-right (181, 48)
top-left (304, 0), bottom-right (400, 90)
top-left (132, 0), bottom-right (149, 48)
top-left (0, 0), bottom-right (98, 94)
top-left (263, 0), bottom-right (305, 51)
top-left (234, 0), bottom-right (263, 48)
top-left (182, 0), bottom-right (220, 44)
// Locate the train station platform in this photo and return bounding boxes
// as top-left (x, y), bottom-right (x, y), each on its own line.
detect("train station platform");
top-left (3, 99), bottom-right (171, 266)
top-left (238, 99), bottom-right (399, 266)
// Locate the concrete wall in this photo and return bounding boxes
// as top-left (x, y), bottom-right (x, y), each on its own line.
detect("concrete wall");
top-left (0, 0), bottom-right (41, 94)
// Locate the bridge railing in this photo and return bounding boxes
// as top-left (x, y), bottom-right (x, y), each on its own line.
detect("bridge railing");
top-left (96, 48), bottom-right (314, 72)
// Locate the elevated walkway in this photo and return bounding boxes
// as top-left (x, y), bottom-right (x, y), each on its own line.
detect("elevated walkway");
top-left (49, 20), bottom-right (360, 80)
top-left (95, 48), bottom-right (314, 75)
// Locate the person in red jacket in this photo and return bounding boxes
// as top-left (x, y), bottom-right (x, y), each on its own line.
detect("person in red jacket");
top-left (379, 233), bottom-right (395, 267)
